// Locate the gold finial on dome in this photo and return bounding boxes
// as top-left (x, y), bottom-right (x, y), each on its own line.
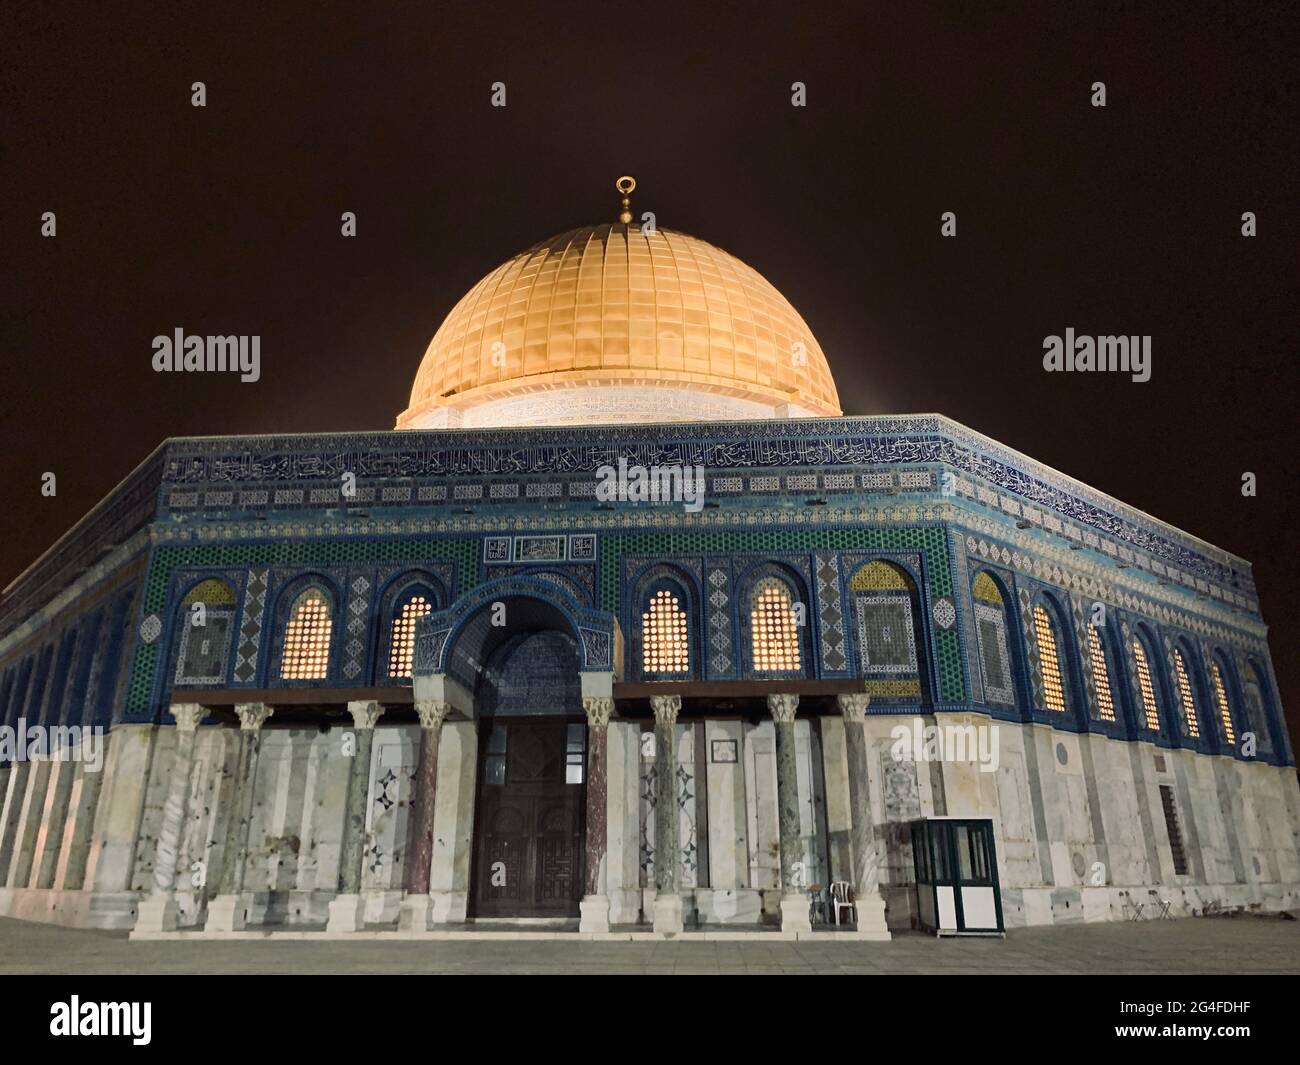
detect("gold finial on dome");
top-left (616, 175), bottom-right (636, 224)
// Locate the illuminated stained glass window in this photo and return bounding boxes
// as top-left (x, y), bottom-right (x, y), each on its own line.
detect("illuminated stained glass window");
top-left (1087, 627), bottom-right (1116, 722)
top-left (1032, 605), bottom-right (1067, 712)
top-left (281, 589), bottom-right (332, 680)
top-left (1172, 649), bottom-right (1200, 738)
top-left (389, 594), bottom-right (433, 678)
top-left (1210, 661), bottom-right (1235, 745)
top-left (1132, 638), bottom-right (1161, 730)
top-left (642, 589), bottom-right (689, 674)
top-left (751, 578), bottom-right (801, 673)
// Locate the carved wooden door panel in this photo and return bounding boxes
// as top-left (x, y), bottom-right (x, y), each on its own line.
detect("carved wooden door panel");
top-left (472, 719), bottom-right (585, 917)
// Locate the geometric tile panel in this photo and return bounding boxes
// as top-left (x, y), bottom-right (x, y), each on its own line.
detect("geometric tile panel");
top-left (705, 561), bottom-right (733, 678)
top-left (233, 568), bottom-right (269, 684)
top-left (342, 574), bottom-right (371, 681)
top-left (813, 553), bottom-right (847, 674)
top-left (1018, 587), bottom-right (1044, 713)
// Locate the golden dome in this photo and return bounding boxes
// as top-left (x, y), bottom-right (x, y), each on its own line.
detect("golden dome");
top-left (397, 222), bottom-right (841, 429)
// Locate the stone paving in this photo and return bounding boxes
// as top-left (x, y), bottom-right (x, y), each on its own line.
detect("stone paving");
top-left (1, 915), bottom-right (1297, 974)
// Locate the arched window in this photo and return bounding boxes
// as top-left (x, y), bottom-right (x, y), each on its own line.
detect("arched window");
top-left (1032, 604), bottom-right (1068, 713)
top-left (750, 577), bottom-right (801, 673)
top-left (850, 560), bottom-right (925, 702)
top-left (1242, 660), bottom-right (1277, 757)
top-left (642, 588), bottom-right (689, 674)
top-left (1171, 648), bottom-right (1200, 739)
top-left (1209, 659), bottom-right (1236, 746)
top-left (1086, 626), bottom-right (1117, 722)
top-left (1131, 636), bottom-right (1162, 731)
top-left (972, 571), bottom-right (1015, 707)
top-left (388, 592), bottom-right (434, 678)
top-left (175, 578), bottom-right (238, 685)
top-left (281, 587), bottom-right (333, 680)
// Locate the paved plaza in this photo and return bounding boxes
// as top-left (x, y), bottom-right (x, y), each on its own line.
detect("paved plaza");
top-left (1, 915), bottom-right (1296, 974)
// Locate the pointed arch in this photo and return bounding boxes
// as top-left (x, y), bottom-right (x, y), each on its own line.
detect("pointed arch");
top-left (378, 571), bottom-right (448, 681)
top-left (630, 563), bottom-right (700, 680)
top-left (1085, 623), bottom-right (1119, 724)
top-left (848, 558), bottom-right (929, 704)
top-left (737, 562), bottom-right (810, 678)
top-left (173, 576), bottom-right (238, 686)
top-left (1242, 657), bottom-right (1280, 758)
top-left (274, 577), bottom-right (339, 682)
top-left (1130, 625), bottom-right (1166, 733)
top-left (971, 569), bottom-right (1017, 709)
top-left (1207, 652), bottom-right (1238, 748)
top-left (1170, 642), bottom-right (1203, 741)
top-left (1031, 598), bottom-right (1071, 715)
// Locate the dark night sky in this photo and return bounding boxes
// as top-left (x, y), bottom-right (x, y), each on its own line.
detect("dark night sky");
top-left (2, 3), bottom-right (1297, 743)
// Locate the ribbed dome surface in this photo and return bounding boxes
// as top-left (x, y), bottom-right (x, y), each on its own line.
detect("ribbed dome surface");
top-left (397, 224), bottom-right (841, 429)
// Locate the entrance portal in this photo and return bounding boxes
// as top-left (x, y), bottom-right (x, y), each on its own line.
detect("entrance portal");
top-left (471, 718), bottom-right (586, 917)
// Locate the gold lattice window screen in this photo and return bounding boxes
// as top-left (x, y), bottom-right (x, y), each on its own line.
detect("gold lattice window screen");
top-left (751, 579), bottom-right (801, 673)
top-left (642, 589), bottom-right (689, 674)
top-left (281, 590), bottom-right (332, 681)
top-left (389, 595), bottom-right (433, 678)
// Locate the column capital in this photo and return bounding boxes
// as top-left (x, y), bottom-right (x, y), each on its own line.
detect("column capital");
top-left (235, 703), bottom-right (274, 731)
top-left (168, 702), bottom-right (207, 732)
top-left (767, 692), bottom-right (799, 723)
top-left (346, 700), bottom-right (383, 730)
top-left (649, 694), bottom-right (681, 726)
top-left (414, 699), bottom-right (451, 731)
top-left (582, 696), bottom-right (615, 728)
top-left (836, 693), bottom-right (871, 721)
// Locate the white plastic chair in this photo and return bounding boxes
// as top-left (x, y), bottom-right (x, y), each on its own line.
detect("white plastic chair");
top-left (829, 881), bottom-right (857, 926)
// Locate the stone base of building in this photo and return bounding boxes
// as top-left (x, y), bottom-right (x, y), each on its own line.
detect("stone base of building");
top-left (325, 893), bottom-right (366, 932)
top-left (132, 893), bottom-right (180, 936)
top-left (204, 893), bottom-right (247, 933)
top-left (652, 893), bottom-right (684, 934)
top-left (778, 893), bottom-right (813, 933)
top-left (578, 894), bottom-right (610, 933)
top-left (397, 893), bottom-right (432, 932)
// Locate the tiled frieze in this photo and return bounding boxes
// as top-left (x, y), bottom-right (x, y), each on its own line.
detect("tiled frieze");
top-left (155, 415), bottom-right (1251, 595)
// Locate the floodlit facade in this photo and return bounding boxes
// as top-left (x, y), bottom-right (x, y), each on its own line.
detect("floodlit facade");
top-left (0, 184), bottom-right (1296, 940)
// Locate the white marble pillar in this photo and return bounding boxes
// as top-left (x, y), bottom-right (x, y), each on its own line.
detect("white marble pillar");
top-left (650, 694), bottom-right (683, 934)
top-left (206, 703), bottom-right (273, 932)
top-left (133, 703), bottom-right (207, 934)
top-left (837, 693), bottom-right (890, 937)
top-left (326, 700), bottom-right (382, 932)
top-left (769, 693), bottom-right (811, 933)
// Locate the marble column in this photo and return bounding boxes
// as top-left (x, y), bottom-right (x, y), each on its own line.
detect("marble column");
top-left (0, 762), bottom-right (31, 887)
top-left (398, 699), bottom-right (449, 931)
top-left (327, 700), bottom-right (383, 932)
top-left (769, 692), bottom-right (810, 933)
top-left (837, 693), bottom-right (889, 936)
top-left (133, 703), bottom-right (207, 934)
top-left (205, 703), bottom-right (273, 932)
top-left (650, 694), bottom-right (682, 934)
top-left (579, 696), bottom-right (614, 933)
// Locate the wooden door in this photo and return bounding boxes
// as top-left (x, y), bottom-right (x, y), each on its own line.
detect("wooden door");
top-left (472, 719), bottom-right (586, 917)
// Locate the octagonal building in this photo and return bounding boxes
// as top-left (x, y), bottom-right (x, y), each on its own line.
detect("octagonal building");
top-left (0, 188), bottom-right (1296, 939)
